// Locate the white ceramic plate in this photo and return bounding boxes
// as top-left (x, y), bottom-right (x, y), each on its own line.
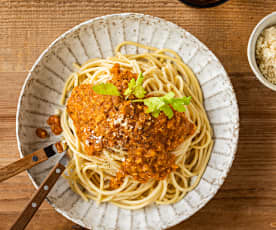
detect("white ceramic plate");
top-left (16, 13), bottom-right (239, 230)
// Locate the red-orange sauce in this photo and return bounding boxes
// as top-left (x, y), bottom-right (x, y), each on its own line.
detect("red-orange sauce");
top-left (55, 142), bottom-right (64, 153)
top-left (35, 128), bottom-right (48, 139)
top-left (67, 64), bottom-right (195, 187)
top-left (47, 115), bottom-right (62, 135)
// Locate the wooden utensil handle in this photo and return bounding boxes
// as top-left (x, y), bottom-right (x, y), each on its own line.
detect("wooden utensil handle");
top-left (10, 162), bottom-right (65, 230)
top-left (0, 149), bottom-right (49, 183)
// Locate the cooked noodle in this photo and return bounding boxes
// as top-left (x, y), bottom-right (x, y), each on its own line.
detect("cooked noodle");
top-left (59, 41), bottom-right (213, 210)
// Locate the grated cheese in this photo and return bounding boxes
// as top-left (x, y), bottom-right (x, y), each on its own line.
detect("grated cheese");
top-left (256, 26), bottom-right (276, 84)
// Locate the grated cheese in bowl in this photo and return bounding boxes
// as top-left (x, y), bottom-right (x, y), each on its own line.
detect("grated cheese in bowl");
top-left (256, 26), bottom-right (276, 84)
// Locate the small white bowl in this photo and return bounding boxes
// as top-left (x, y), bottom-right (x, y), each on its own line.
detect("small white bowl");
top-left (248, 11), bottom-right (276, 91)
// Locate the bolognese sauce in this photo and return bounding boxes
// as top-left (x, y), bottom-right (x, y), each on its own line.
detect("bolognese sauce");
top-left (47, 115), bottom-right (62, 135)
top-left (35, 128), bottom-right (48, 139)
top-left (67, 64), bottom-right (195, 186)
top-left (55, 142), bottom-right (64, 153)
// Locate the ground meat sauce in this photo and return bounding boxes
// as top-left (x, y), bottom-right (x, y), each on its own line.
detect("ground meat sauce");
top-left (67, 64), bottom-right (195, 187)
top-left (47, 115), bottom-right (62, 135)
top-left (55, 142), bottom-right (64, 153)
top-left (36, 128), bottom-right (48, 139)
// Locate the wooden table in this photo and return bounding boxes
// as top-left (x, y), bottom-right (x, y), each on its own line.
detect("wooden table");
top-left (0, 1), bottom-right (275, 229)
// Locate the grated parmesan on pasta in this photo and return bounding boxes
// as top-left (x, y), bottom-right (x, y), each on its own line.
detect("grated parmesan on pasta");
top-left (256, 26), bottom-right (276, 84)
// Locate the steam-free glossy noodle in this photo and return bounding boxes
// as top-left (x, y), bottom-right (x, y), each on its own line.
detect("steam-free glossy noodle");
top-left (59, 41), bottom-right (213, 210)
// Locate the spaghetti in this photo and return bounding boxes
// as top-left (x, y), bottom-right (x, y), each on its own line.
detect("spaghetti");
top-left (59, 41), bottom-right (213, 210)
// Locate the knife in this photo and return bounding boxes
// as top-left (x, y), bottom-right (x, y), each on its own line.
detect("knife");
top-left (10, 150), bottom-right (69, 230)
top-left (0, 143), bottom-right (61, 183)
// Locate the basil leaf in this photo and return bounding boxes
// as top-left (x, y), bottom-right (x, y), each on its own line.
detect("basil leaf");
top-left (92, 83), bottom-right (120, 96)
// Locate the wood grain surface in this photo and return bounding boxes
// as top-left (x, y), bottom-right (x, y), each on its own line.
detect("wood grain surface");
top-left (0, 0), bottom-right (275, 229)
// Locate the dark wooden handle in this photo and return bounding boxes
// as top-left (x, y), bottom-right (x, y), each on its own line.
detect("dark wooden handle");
top-left (10, 162), bottom-right (65, 230)
top-left (0, 149), bottom-right (49, 183)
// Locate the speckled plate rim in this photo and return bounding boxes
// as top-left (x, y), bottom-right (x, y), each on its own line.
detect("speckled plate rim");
top-left (16, 13), bottom-right (239, 229)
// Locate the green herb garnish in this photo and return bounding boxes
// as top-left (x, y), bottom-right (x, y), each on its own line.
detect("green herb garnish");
top-left (124, 72), bottom-right (146, 99)
top-left (92, 83), bottom-right (120, 96)
top-left (134, 92), bottom-right (191, 119)
top-left (91, 72), bottom-right (191, 119)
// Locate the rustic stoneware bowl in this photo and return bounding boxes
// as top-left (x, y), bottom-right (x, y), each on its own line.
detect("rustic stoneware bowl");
top-left (16, 13), bottom-right (239, 230)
